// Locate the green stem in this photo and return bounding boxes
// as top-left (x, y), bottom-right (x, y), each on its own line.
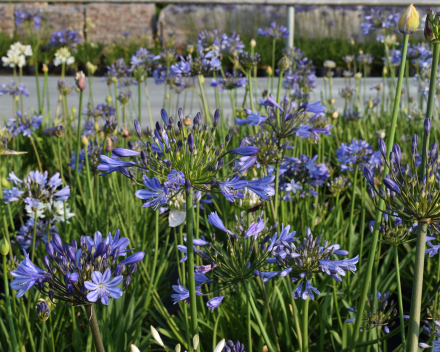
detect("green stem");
top-left (39, 322), bottom-right (46, 352)
top-left (31, 210), bottom-right (38, 262)
top-left (271, 39), bottom-right (276, 92)
top-left (144, 210), bottom-right (159, 312)
top-left (346, 164), bottom-right (358, 303)
top-left (348, 33), bottom-right (410, 352)
top-left (247, 296), bottom-right (252, 352)
top-left (3, 254), bottom-right (19, 352)
top-left (145, 84), bottom-right (154, 129)
top-left (245, 281), bottom-right (275, 352)
top-left (30, 136), bottom-right (42, 173)
top-left (186, 189), bottom-right (199, 349)
top-left (197, 75), bottom-right (211, 125)
top-left (84, 149), bottom-right (96, 217)
top-left (73, 90), bottom-right (83, 197)
top-left (393, 246), bottom-right (406, 351)
top-left (87, 305), bottom-right (105, 352)
top-left (114, 82), bottom-right (120, 124)
top-left (274, 161), bottom-right (280, 230)
top-left (248, 69), bottom-right (255, 111)
top-left (138, 79), bottom-right (142, 125)
top-left (406, 222), bottom-right (428, 352)
top-left (302, 298), bottom-right (309, 352)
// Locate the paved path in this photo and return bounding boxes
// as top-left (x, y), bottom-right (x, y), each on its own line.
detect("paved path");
top-left (0, 76), bottom-right (419, 126)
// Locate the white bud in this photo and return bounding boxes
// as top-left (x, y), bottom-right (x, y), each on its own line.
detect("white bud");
top-left (193, 335), bottom-right (199, 351)
top-left (130, 344), bottom-right (140, 352)
top-left (214, 339), bottom-right (226, 352)
top-left (175, 343), bottom-right (181, 352)
top-left (150, 326), bottom-right (164, 347)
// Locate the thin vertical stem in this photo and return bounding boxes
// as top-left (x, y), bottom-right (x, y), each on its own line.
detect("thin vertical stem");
top-left (349, 33), bottom-right (410, 352)
top-left (3, 254), bottom-right (19, 352)
top-left (186, 189), bottom-right (199, 348)
top-left (302, 299), bottom-right (309, 352)
top-left (393, 246), bottom-right (406, 351)
top-left (31, 210), bottom-right (38, 262)
top-left (39, 322), bottom-right (46, 352)
top-left (247, 297), bottom-right (252, 352)
top-left (144, 210), bottom-right (159, 312)
top-left (406, 222), bottom-right (428, 351)
top-left (73, 90), bottom-right (84, 198)
top-left (30, 136), bottom-right (42, 172)
top-left (86, 305), bottom-right (105, 352)
top-left (138, 80), bottom-right (142, 126)
top-left (197, 75), bottom-right (211, 125)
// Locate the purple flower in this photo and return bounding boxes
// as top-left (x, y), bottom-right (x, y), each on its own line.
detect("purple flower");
top-left (217, 175), bottom-right (247, 202)
top-left (383, 178), bottom-right (401, 194)
top-left (260, 268), bottom-right (292, 284)
top-left (235, 111), bottom-right (267, 126)
top-left (208, 211), bottom-right (232, 234)
top-left (247, 174), bottom-right (275, 200)
top-left (206, 296), bottom-right (224, 311)
top-left (135, 176), bottom-right (169, 209)
top-left (120, 252), bottom-right (145, 265)
top-left (258, 21), bottom-right (289, 39)
top-left (10, 251), bottom-right (47, 298)
top-left (229, 146), bottom-right (258, 156)
top-left (85, 229), bottom-right (133, 258)
top-left (165, 170), bottom-right (185, 190)
top-left (244, 219), bottom-right (265, 239)
top-left (171, 280), bottom-right (202, 304)
top-left (84, 269), bottom-right (123, 305)
top-left (112, 148), bottom-right (141, 157)
top-left (97, 155), bottom-right (136, 176)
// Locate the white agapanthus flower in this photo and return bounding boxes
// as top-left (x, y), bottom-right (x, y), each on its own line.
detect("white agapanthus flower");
top-left (26, 200), bottom-right (75, 223)
top-left (9, 42), bottom-right (33, 57)
top-left (1, 42), bottom-right (33, 68)
top-left (53, 47), bottom-right (75, 67)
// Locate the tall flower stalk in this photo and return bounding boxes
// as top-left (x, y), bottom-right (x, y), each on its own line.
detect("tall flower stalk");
top-left (349, 4), bottom-right (418, 350)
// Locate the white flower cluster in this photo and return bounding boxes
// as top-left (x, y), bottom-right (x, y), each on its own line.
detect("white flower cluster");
top-left (25, 200), bottom-right (75, 223)
top-left (1, 42), bottom-right (33, 68)
top-left (53, 47), bottom-right (75, 67)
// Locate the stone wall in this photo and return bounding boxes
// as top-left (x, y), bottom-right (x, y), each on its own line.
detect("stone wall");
top-left (2, 2), bottom-right (156, 44)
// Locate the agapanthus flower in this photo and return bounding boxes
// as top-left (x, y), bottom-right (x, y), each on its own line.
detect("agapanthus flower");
top-left (249, 96), bottom-right (330, 141)
top-left (175, 211), bottom-right (276, 310)
top-left (280, 155), bottom-right (331, 198)
top-left (197, 29), bottom-right (228, 55)
top-left (7, 111), bottom-right (42, 138)
top-left (327, 176), bottom-right (352, 195)
top-left (364, 125), bottom-right (440, 231)
top-left (49, 29), bottom-right (81, 48)
top-left (98, 108), bottom-right (270, 209)
top-left (170, 51), bottom-right (221, 77)
top-left (69, 139), bottom-right (103, 173)
top-left (370, 213), bottom-right (417, 247)
top-left (336, 140), bottom-right (373, 172)
top-left (53, 47), bottom-right (75, 66)
top-left (243, 131), bottom-right (287, 167)
top-left (130, 47), bottom-right (160, 80)
top-left (258, 21), bottom-right (289, 39)
top-left (9, 229), bottom-right (144, 306)
top-left (14, 217), bottom-right (57, 251)
top-left (211, 72), bottom-right (247, 91)
top-left (57, 79), bottom-right (74, 96)
top-left (238, 52), bottom-right (261, 70)
top-left (36, 300), bottom-right (50, 321)
top-left (105, 58), bottom-right (132, 86)
top-left (345, 292), bottom-right (397, 334)
top-left (0, 81), bottom-right (29, 97)
top-left (3, 170), bottom-right (70, 207)
top-left (264, 228), bottom-right (358, 300)
top-left (14, 4), bottom-right (43, 29)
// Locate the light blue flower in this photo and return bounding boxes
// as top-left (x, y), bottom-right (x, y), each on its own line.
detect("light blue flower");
top-left (10, 251), bottom-right (47, 298)
top-left (135, 176), bottom-right (169, 209)
top-left (84, 269), bottom-right (123, 305)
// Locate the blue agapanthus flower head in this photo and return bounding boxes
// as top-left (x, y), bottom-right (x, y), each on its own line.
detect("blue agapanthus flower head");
top-left (7, 111), bottom-right (42, 138)
top-left (0, 81), bottom-right (29, 97)
top-left (170, 51), bottom-right (221, 77)
top-left (15, 217), bottom-right (57, 251)
top-left (258, 21), bottom-right (289, 39)
top-left (49, 29), bottom-right (81, 48)
top-left (263, 227), bottom-right (358, 300)
top-left (135, 176), bottom-right (169, 209)
top-left (336, 139), bottom-right (373, 172)
top-left (10, 250), bottom-right (47, 298)
top-left (14, 4), bottom-right (43, 29)
top-left (211, 72), bottom-right (247, 92)
top-left (3, 170), bottom-right (70, 205)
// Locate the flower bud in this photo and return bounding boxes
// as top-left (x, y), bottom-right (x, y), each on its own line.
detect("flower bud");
top-left (425, 9), bottom-right (436, 42)
top-left (106, 95), bottom-right (112, 104)
top-left (75, 71), bottom-right (87, 91)
top-left (86, 61), bottom-right (98, 75)
top-left (398, 4), bottom-right (420, 34)
top-left (0, 237), bottom-right (9, 255)
top-left (213, 109), bottom-right (220, 128)
top-left (187, 133), bottom-right (195, 153)
top-left (425, 118), bottom-right (431, 134)
top-left (150, 326), bottom-right (165, 347)
top-left (266, 66), bottom-right (273, 76)
top-left (36, 300), bottom-right (50, 321)
top-left (183, 117), bottom-right (191, 126)
top-left (42, 64), bottom-right (48, 73)
top-left (185, 178), bottom-right (191, 196)
top-left (278, 56), bottom-right (290, 71)
top-left (130, 345), bottom-right (141, 352)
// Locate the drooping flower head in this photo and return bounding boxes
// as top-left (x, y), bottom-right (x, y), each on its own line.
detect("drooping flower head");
top-left (345, 292), bottom-right (397, 334)
top-left (175, 211), bottom-right (276, 310)
top-left (7, 111), bottom-right (42, 138)
top-left (264, 228), bottom-right (358, 300)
